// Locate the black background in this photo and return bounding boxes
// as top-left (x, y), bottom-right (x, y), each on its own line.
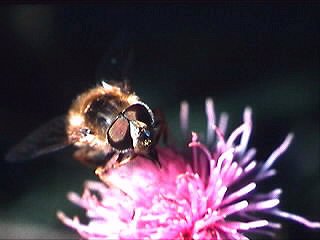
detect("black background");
top-left (0, 4), bottom-right (319, 239)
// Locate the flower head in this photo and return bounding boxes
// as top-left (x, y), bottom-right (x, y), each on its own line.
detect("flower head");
top-left (58, 99), bottom-right (320, 239)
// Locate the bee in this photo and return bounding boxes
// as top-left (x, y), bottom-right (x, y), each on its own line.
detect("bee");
top-left (5, 81), bottom-right (165, 169)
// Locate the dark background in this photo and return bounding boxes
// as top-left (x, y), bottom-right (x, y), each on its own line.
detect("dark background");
top-left (0, 4), bottom-right (319, 239)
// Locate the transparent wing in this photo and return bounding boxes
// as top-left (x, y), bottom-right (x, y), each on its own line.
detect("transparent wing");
top-left (5, 116), bottom-right (70, 162)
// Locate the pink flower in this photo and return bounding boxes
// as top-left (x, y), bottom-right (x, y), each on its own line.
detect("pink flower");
top-left (57, 99), bottom-right (320, 239)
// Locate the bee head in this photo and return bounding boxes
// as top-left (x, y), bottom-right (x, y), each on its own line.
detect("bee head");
top-left (106, 103), bottom-right (156, 155)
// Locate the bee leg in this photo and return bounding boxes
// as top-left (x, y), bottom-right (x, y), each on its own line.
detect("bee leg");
top-left (160, 121), bottom-right (168, 145)
top-left (113, 152), bottom-right (134, 168)
top-left (146, 148), bottom-right (162, 168)
top-left (103, 152), bottom-right (120, 169)
top-left (152, 108), bottom-right (168, 145)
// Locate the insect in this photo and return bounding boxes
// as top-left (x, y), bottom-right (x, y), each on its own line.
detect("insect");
top-left (5, 81), bottom-right (165, 169)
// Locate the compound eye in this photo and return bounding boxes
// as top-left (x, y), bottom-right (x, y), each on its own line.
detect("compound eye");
top-left (124, 104), bottom-right (153, 126)
top-left (107, 116), bottom-right (132, 151)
